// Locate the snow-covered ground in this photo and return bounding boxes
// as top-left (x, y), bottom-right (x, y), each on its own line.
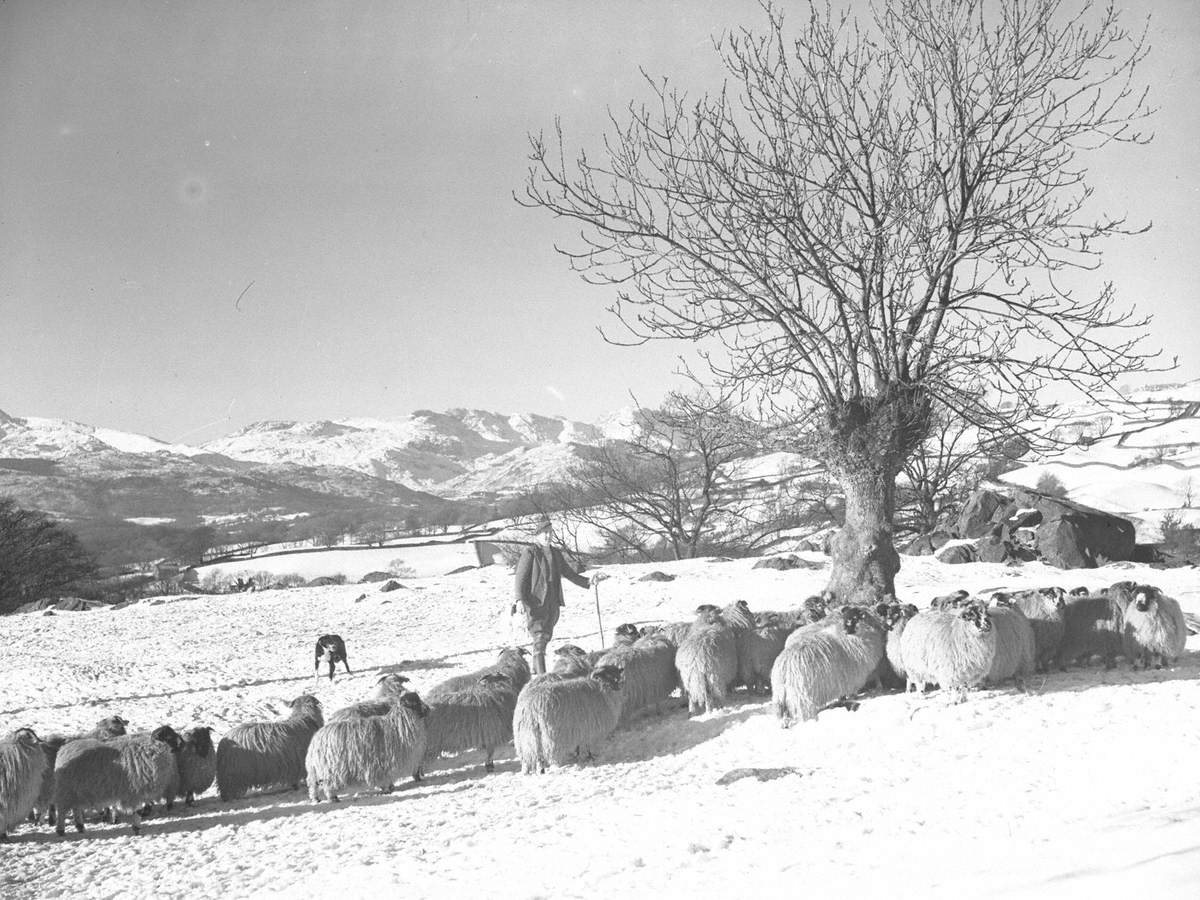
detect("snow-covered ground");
top-left (2, 555), bottom-right (1199, 899)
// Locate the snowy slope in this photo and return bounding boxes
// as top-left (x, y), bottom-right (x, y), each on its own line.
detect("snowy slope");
top-left (2, 555), bottom-right (1198, 899)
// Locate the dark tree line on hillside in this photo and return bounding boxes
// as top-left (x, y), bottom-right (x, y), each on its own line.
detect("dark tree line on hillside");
top-left (522, 0), bottom-right (1162, 604)
top-left (0, 499), bottom-right (96, 614)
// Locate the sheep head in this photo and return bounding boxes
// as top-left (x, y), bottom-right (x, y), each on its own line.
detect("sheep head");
top-left (398, 691), bottom-right (430, 719)
top-left (1134, 585), bottom-right (1163, 613)
top-left (958, 601), bottom-right (992, 632)
top-left (840, 605), bottom-right (869, 635)
top-left (151, 725), bottom-right (184, 752)
top-left (590, 664), bottom-right (624, 691)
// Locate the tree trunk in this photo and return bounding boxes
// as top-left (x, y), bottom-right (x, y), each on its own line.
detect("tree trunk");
top-left (826, 465), bottom-right (900, 607)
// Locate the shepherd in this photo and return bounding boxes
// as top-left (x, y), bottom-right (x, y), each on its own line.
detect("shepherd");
top-left (512, 517), bottom-right (605, 674)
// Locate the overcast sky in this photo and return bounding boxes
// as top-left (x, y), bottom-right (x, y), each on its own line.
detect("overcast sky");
top-left (1, 0), bottom-right (1197, 444)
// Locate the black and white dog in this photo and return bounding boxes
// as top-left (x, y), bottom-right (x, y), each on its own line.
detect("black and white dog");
top-left (314, 634), bottom-right (351, 681)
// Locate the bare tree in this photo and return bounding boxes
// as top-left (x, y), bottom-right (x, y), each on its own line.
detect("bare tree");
top-left (520, 0), bottom-right (1161, 604)
top-left (0, 499), bottom-right (96, 614)
top-left (555, 392), bottom-right (793, 560)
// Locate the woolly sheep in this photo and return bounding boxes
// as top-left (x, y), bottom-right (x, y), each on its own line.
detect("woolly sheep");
top-left (649, 621), bottom-right (693, 648)
top-left (929, 589), bottom-right (970, 610)
top-left (875, 601), bottom-right (920, 681)
top-left (513, 665), bottom-right (624, 774)
top-left (175, 727), bottom-right (216, 805)
top-left (613, 623), bottom-right (641, 647)
top-left (984, 602), bottom-right (1036, 686)
top-left (1, 728), bottom-right (45, 841)
top-left (425, 647), bottom-right (530, 702)
top-left (216, 695), bottom-right (323, 801)
top-left (737, 614), bottom-right (792, 693)
top-left (770, 606), bottom-right (886, 727)
top-left (675, 608), bottom-right (739, 715)
top-left (53, 726), bottom-right (183, 836)
top-left (1057, 593), bottom-right (1124, 670)
top-left (900, 601), bottom-right (997, 700)
top-left (306, 692), bottom-right (429, 802)
top-left (329, 674), bottom-right (412, 722)
top-left (33, 715), bottom-right (129, 827)
top-left (595, 632), bottom-right (678, 724)
top-left (1118, 584), bottom-right (1187, 670)
top-left (420, 672), bottom-right (520, 777)
top-left (551, 645), bottom-right (594, 677)
top-left (992, 588), bottom-right (1065, 673)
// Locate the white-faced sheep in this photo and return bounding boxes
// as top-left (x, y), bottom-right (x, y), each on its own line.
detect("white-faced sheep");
top-left (216, 695), bottom-right (323, 801)
top-left (1, 728), bottom-right (45, 842)
top-left (595, 632), bottom-right (678, 723)
top-left (992, 588), bottom-right (1066, 673)
top-left (1057, 592), bottom-right (1125, 670)
top-left (420, 672), bottom-right (521, 777)
top-left (425, 647), bottom-right (530, 702)
top-left (175, 727), bottom-right (216, 806)
top-left (675, 607), bottom-right (739, 715)
top-left (770, 605), bottom-right (886, 727)
top-left (513, 665), bottom-right (625, 774)
top-left (900, 601), bottom-right (997, 701)
top-left (32, 715), bottom-right (129, 827)
top-left (875, 601), bottom-right (920, 682)
top-left (984, 601), bottom-right (1036, 686)
top-left (1116, 583), bottom-right (1187, 670)
top-left (306, 692), bottom-right (429, 802)
top-left (329, 674), bottom-right (412, 722)
top-left (52, 726), bottom-right (183, 836)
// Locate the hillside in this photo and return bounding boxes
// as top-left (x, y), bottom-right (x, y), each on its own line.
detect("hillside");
top-left (0, 555), bottom-right (1197, 898)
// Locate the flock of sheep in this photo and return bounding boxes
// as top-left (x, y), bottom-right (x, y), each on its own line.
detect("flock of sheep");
top-left (0, 579), bottom-right (1188, 840)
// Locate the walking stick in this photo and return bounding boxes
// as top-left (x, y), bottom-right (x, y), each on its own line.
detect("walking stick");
top-left (593, 578), bottom-right (605, 647)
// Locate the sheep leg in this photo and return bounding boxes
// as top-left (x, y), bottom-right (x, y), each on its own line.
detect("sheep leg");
top-left (140, 803), bottom-right (153, 818)
top-left (484, 747), bottom-right (495, 773)
top-left (185, 792), bottom-right (195, 806)
top-left (73, 808), bottom-right (85, 833)
top-left (130, 810), bottom-right (142, 836)
top-left (48, 804), bottom-right (57, 826)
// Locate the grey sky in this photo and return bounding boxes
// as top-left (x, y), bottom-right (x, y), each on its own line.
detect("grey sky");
top-left (1, 0), bottom-right (1197, 443)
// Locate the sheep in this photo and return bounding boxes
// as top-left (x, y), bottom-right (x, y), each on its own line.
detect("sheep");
top-left (737, 613), bottom-right (793, 694)
top-left (613, 623), bottom-right (642, 647)
top-left (424, 647), bottom-right (530, 702)
top-left (1117, 584), bottom-right (1187, 670)
top-left (329, 674), bottom-right (412, 722)
top-left (32, 715), bottom-right (129, 827)
top-left (594, 632), bottom-right (678, 723)
top-left (52, 726), bottom-right (183, 836)
top-left (770, 605), bottom-right (886, 727)
top-left (1057, 592), bottom-right (1125, 670)
top-left (306, 692), bottom-right (429, 802)
top-left (929, 589), bottom-right (970, 610)
top-left (551, 644), bottom-right (594, 677)
top-left (647, 621), bottom-right (693, 648)
top-left (175, 727), bottom-right (216, 806)
top-left (216, 695), bottom-right (323, 801)
top-left (875, 601), bottom-right (920, 682)
top-left (984, 601), bottom-right (1036, 686)
top-left (992, 588), bottom-right (1066, 673)
top-left (419, 672), bottom-right (520, 777)
top-left (900, 601), bottom-right (997, 701)
top-left (513, 664), bottom-right (625, 774)
top-left (675, 607), bottom-right (739, 715)
top-left (1, 728), bottom-right (45, 842)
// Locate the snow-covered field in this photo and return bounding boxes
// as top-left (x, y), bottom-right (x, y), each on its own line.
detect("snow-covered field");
top-left (2, 555), bottom-right (1199, 899)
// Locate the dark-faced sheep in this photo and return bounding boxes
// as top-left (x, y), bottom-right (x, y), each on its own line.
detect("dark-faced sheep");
top-left (900, 601), bottom-right (997, 701)
top-left (425, 647), bottom-right (530, 701)
top-left (420, 672), bottom-right (521, 777)
top-left (675, 607), bottom-right (739, 715)
top-left (1057, 592), bottom-right (1125, 670)
top-left (550, 644), bottom-right (594, 677)
top-left (770, 606), bottom-right (886, 727)
top-left (875, 601), bottom-right (920, 682)
top-left (992, 588), bottom-right (1066, 673)
top-left (306, 692), bottom-right (429, 802)
top-left (984, 601), bottom-right (1036, 686)
top-left (513, 665), bottom-right (625, 774)
top-left (929, 589), bottom-right (970, 610)
top-left (1118, 584), bottom-right (1187, 669)
top-left (737, 613), bottom-right (793, 693)
top-left (32, 715), bottom-right (129, 827)
top-left (595, 632), bottom-right (678, 723)
top-left (175, 727), bottom-right (216, 805)
top-left (613, 623), bottom-right (642, 647)
top-left (216, 695), bottom-right (323, 801)
top-left (1, 728), bottom-right (45, 841)
top-left (53, 726), bottom-right (183, 836)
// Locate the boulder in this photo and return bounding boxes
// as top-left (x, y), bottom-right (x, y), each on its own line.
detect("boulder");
top-left (358, 571), bottom-right (392, 583)
top-left (900, 531), bottom-right (952, 556)
top-left (936, 542), bottom-right (978, 565)
top-left (306, 576), bottom-right (342, 587)
top-left (753, 555), bottom-right (824, 571)
top-left (379, 580), bottom-right (405, 592)
top-left (956, 484), bottom-right (1135, 569)
top-left (638, 571), bottom-right (676, 582)
top-left (975, 533), bottom-right (1013, 564)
